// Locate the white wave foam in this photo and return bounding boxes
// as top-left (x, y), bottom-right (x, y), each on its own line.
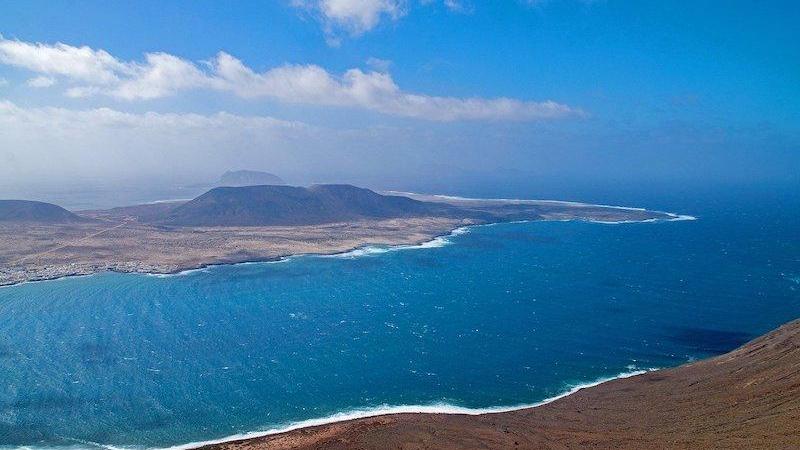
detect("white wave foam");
top-left (385, 191), bottom-right (699, 222)
top-left (145, 198), bottom-right (193, 204)
top-left (321, 226), bottom-right (471, 259)
top-left (143, 258), bottom-right (293, 278)
top-left (586, 218), bottom-right (658, 225)
top-left (144, 268), bottom-right (209, 278)
top-left (580, 213), bottom-right (696, 225)
top-left (9, 369), bottom-right (653, 450)
top-left (151, 368), bottom-right (650, 450)
top-left (666, 213), bottom-right (698, 221)
top-left (2, 440), bottom-right (134, 450)
top-left (0, 273), bottom-right (98, 290)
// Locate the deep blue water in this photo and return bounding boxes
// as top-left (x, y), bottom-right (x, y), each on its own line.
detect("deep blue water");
top-left (1, 188), bottom-right (799, 448)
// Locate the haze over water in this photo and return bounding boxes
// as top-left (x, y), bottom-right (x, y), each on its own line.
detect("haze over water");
top-left (1, 186), bottom-right (798, 449)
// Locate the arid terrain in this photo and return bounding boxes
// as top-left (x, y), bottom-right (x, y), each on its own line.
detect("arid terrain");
top-left (0, 187), bottom-right (676, 286)
top-left (201, 318), bottom-right (800, 450)
top-left (0, 217), bottom-right (467, 286)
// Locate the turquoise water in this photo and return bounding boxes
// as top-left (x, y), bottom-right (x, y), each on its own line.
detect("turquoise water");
top-left (1, 191), bottom-right (799, 448)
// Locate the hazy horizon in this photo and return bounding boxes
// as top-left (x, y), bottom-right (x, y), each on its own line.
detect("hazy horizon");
top-left (1, 1), bottom-right (798, 205)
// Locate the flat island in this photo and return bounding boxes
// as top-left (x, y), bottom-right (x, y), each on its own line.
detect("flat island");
top-left (0, 184), bottom-right (681, 286)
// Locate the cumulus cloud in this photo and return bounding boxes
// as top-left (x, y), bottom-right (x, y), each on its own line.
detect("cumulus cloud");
top-left (0, 38), bottom-right (124, 83)
top-left (293, 1), bottom-right (476, 42)
top-left (320, 0), bottom-right (404, 33)
top-left (26, 76), bottom-right (56, 88)
top-left (291, 0), bottom-right (406, 44)
top-left (0, 37), bottom-right (581, 121)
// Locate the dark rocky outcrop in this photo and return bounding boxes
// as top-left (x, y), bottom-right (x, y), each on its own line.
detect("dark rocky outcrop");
top-left (0, 200), bottom-right (88, 223)
top-left (163, 184), bottom-right (461, 226)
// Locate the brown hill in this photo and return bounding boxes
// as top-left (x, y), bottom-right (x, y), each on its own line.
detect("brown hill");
top-left (163, 184), bottom-right (464, 227)
top-left (0, 200), bottom-right (88, 223)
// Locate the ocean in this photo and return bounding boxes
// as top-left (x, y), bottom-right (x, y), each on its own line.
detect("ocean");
top-left (1, 186), bottom-right (798, 449)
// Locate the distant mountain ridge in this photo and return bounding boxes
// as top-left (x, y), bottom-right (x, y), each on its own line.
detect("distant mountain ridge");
top-left (0, 200), bottom-right (88, 223)
top-left (163, 184), bottom-right (459, 226)
top-left (216, 170), bottom-right (285, 187)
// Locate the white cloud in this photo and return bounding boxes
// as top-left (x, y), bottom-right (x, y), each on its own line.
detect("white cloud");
top-left (320, 0), bottom-right (404, 34)
top-left (366, 57), bottom-right (392, 72)
top-left (0, 37), bottom-right (581, 121)
top-left (0, 100), bottom-right (315, 184)
top-left (0, 37), bottom-right (125, 84)
top-left (291, 0), bottom-right (406, 43)
top-left (0, 100), bottom-right (484, 188)
top-left (26, 76), bottom-right (56, 88)
top-left (112, 52), bottom-right (214, 100)
top-left (290, 1), bottom-right (596, 43)
top-left (0, 100), bottom-right (302, 131)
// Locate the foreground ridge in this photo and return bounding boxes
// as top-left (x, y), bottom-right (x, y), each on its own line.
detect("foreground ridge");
top-left (200, 319), bottom-right (800, 450)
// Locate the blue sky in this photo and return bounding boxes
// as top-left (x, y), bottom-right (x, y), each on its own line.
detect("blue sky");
top-left (0, 0), bottom-right (797, 194)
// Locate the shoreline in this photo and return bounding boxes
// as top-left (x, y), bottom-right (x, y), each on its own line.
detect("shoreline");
top-left (162, 369), bottom-right (652, 450)
top-left (38, 311), bottom-right (791, 449)
top-left (0, 212), bottom-right (695, 289)
top-left (191, 317), bottom-right (800, 450)
top-left (0, 223), bottom-right (471, 289)
top-left (0, 369), bottom-right (654, 449)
